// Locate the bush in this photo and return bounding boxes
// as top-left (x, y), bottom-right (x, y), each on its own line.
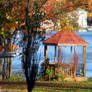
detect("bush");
top-left (52, 78), bottom-right (57, 82)
top-left (46, 68), bottom-right (53, 81)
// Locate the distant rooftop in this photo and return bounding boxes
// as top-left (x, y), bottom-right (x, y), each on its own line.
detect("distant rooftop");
top-left (0, 52), bottom-right (16, 58)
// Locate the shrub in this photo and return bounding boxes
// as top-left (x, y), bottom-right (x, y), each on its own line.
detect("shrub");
top-left (46, 68), bottom-right (53, 81)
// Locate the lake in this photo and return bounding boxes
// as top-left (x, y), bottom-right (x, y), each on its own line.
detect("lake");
top-left (12, 32), bottom-right (92, 77)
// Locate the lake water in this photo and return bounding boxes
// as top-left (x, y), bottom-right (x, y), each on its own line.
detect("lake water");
top-left (12, 32), bottom-right (92, 77)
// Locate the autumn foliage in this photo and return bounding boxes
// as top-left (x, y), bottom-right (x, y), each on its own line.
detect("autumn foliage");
top-left (0, 0), bottom-right (91, 92)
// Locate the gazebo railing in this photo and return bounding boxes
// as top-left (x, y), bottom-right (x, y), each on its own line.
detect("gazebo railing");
top-left (42, 59), bottom-right (84, 78)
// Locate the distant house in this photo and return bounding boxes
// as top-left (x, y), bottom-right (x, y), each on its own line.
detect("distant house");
top-left (40, 8), bottom-right (91, 32)
top-left (77, 8), bottom-right (88, 28)
top-left (77, 8), bottom-right (92, 27)
top-left (77, 8), bottom-right (92, 31)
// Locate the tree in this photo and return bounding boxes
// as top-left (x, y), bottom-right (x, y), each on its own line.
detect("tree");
top-left (21, 1), bottom-right (45, 92)
top-left (0, 0), bottom-right (92, 92)
top-left (13, 0), bottom-right (47, 92)
top-left (0, 0), bottom-right (47, 91)
top-left (0, 0), bottom-right (19, 79)
top-left (19, 1), bottom-right (92, 91)
top-left (60, 11), bottom-right (79, 31)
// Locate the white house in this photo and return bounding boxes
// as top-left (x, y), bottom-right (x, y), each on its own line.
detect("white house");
top-left (77, 8), bottom-right (88, 28)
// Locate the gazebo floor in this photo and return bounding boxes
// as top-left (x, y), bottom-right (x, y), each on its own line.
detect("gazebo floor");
top-left (64, 77), bottom-right (88, 82)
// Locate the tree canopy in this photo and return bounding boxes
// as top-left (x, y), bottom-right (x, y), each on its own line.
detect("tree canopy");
top-left (0, 0), bottom-right (91, 35)
top-left (0, 0), bottom-right (91, 92)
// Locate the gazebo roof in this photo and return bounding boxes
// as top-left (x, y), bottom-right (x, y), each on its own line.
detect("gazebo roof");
top-left (43, 31), bottom-right (88, 46)
top-left (0, 52), bottom-right (16, 58)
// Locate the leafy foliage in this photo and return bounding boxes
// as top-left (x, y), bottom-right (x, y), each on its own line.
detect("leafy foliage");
top-left (46, 68), bottom-right (53, 80)
top-left (0, 0), bottom-right (91, 92)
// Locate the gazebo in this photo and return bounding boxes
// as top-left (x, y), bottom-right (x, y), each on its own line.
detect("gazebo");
top-left (0, 52), bottom-right (16, 79)
top-left (0, 43), bottom-right (19, 80)
top-left (43, 31), bottom-right (88, 77)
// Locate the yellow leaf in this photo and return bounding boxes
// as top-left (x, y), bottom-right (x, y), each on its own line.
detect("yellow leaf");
top-left (16, 21), bottom-right (18, 24)
top-left (1, 27), bottom-right (4, 31)
top-left (11, 27), bottom-right (15, 31)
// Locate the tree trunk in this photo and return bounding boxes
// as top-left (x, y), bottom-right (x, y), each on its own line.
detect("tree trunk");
top-left (27, 82), bottom-right (32, 92)
top-left (26, 78), bottom-right (35, 92)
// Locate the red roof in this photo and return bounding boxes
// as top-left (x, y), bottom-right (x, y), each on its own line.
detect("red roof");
top-left (43, 31), bottom-right (88, 46)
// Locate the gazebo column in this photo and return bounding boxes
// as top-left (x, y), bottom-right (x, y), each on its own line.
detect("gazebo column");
top-left (54, 45), bottom-right (57, 75)
top-left (71, 47), bottom-right (72, 54)
top-left (74, 47), bottom-right (76, 55)
top-left (9, 58), bottom-right (12, 78)
top-left (0, 58), bottom-right (2, 79)
top-left (6, 57), bottom-right (12, 79)
top-left (70, 47), bottom-right (73, 77)
top-left (44, 45), bottom-right (47, 76)
top-left (2, 58), bottom-right (6, 79)
top-left (58, 46), bottom-right (61, 62)
top-left (6, 58), bottom-right (9, 79)
top-left (83, 46), bottom-right (87, 77)
top-left (54, 45), bottom-right (57, 63)
top-left (44, 45), bottom-right (47, 61)
top-left (74, 46), bottom-right (76, 77)
top-left (57, 45), bottom-right (61, 81)
top-left (70, 46), bottom-right (73, 61)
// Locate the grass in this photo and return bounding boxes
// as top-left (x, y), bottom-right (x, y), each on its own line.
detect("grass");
top-left (1, 76), bottom-right (92, 92)
top-left (1, 88), bottom-right (92, 92)
top-left (6, 74), bottom-right (25, 82)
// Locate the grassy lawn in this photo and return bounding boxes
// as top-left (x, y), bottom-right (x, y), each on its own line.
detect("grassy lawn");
top-left (1, 88), bottom-right (92, 92)
top-left (1, 75), bottom-right (92, 92)
top-left (32, 88), bottom-right (92, 92)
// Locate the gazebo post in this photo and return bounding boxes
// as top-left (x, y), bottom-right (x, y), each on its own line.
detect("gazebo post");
top-left (9, 58), bottom-right (12, 78)
top-left (2, 58), bottom-right (6, 79)
top-left (83, 46), bottom-right (87, 77)
top-left (71, 47), bottom-right (72, 54)
top-left (6, 57), bottom-right (12, 79)
top-left (74, 46), bottom-right (76, 77)
top-left (44, 45), bottom-right (47, 76)
top-left (74, 47), bottom-right (76, 55)
top-left (0, 58), bottom-right (2, 79)
top-left (70, 46), bottom-right (73, 77)
top-left (44, 45), bottom-right (47, 61)
top-left (58, 46), bottom-right (61, 62)
top-left (6, 57), bottom-right (10, 79)
top-left (54, 45), bottom-right (57, 63)
top-left (70, 46), bottom-right (73, 61)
